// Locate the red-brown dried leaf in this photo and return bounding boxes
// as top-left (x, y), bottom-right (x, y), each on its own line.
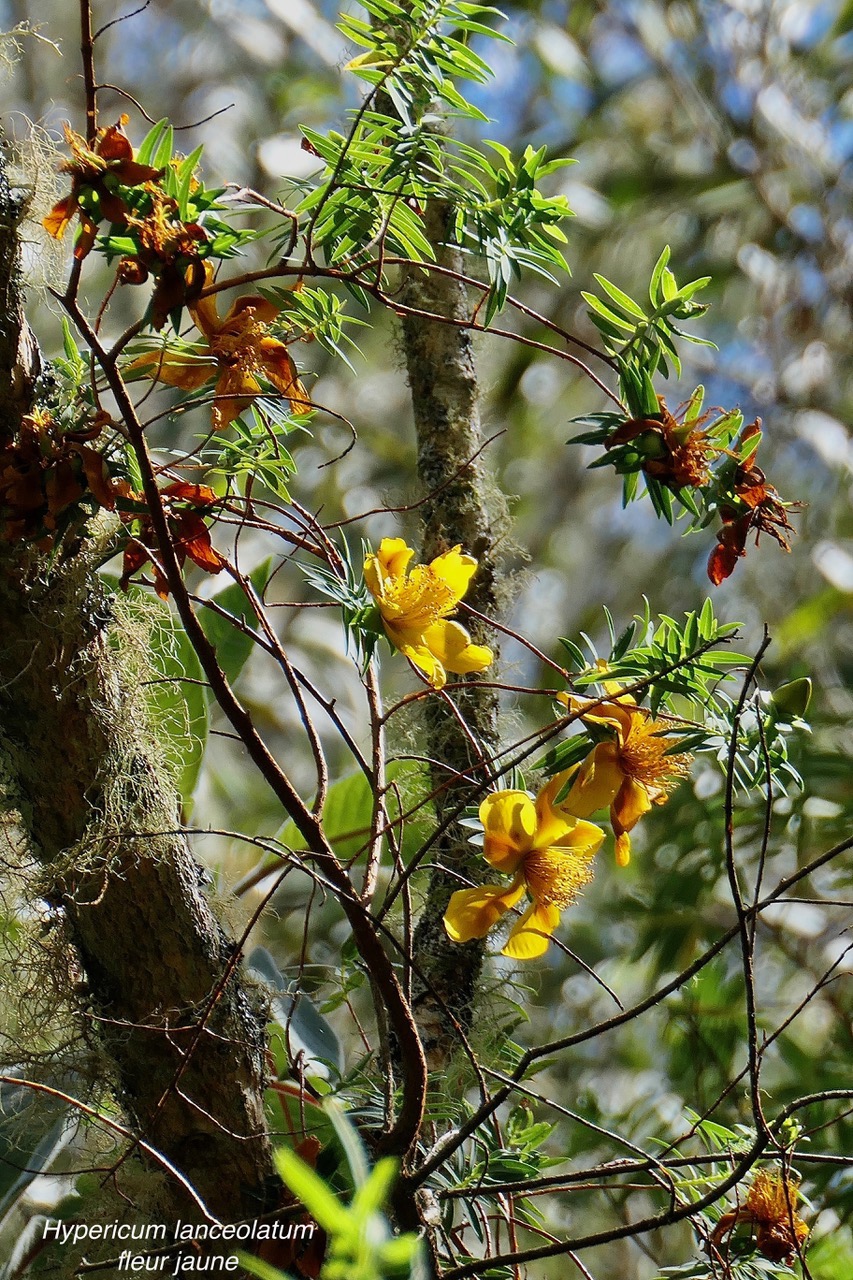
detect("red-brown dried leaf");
top-left (163, 481), bottom-right (219, 507)
top-left (45, 460), bottom-right (83, 517)
top-left (120, 540), bottom-right (150, 591)
top-left (175, 511), bottom-right (223, 574)
top-left (79, 446), bottom-right (117, 511)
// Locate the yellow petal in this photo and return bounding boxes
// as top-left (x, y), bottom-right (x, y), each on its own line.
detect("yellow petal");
top-left (502, 901), bottom-right (562, 960)
top-left (479, 791), bottom-right (537, 872)
top-left (397, 639), bottom-right (446, 689)
top-left (612, 776), bottom-right (652, 833)
top-left (125, 349), bottom-right (218, 391)
top-left (222, 293), bottom-right (280, 328)
top-left (257, 336), bottom-right (312, 411)
top-left (188, 262), bottom-right (222, 338)
top-left (548, 817), bottom-right (606, 859)
top-left (428, 544), bottom-right (478, 604)
top-left (560, 743), bottom-right (623, 819)
top-left (211, 365), bottom-right (260, 431)
top-left (558, 690), bottom-right (634, 738)
top-left (363, 553), bottom-right (384, 603)
top-left (377, 537), bottom-right (415, 580)
top-left (534, 771), bottom-right (589, 847)
top-left (444, 880), bottom-right (526, 943)
top-left (419, 619), bottom-right (492, 675)
top-left (615, 833), bottom-right (631, 867)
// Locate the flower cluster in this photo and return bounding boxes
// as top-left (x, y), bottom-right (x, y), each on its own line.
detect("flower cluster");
top-left (441, 683), bottom-right (692, 959)
top-left (128, 265), bottom-right (310, 429)
top-left (118, 188), bottom-right (209, 330)
top-left (605, 398), bottom-right (719, 491)
top-left (712, 1168), bottom-right (809, 1263)
top-left (120, 480), bottom-right (224, 600)
top-left (363, 538), bottom-right (493, 690)
top-left (556, 686), bottom-right (692, 867)
top-left (43, 117), bottom-right (162, 259)
top-left (707, 426), bottom-right (801, 585)
top-left (572, 396), bottom-right (801, 586)
top-left (43, 117), bottom-right (248, 329)
top-left (443, 778), bottom-right (604, 959)
top-left (0, 407), bottom-right (129, 548)
top-left (359, 541), bottom-right (692, 957)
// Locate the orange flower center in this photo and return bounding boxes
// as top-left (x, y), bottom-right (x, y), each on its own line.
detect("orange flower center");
top-left (523, 848), bottom-right (594, 909)
top-left (619, 716), bottom-right (691, 795)
top-left (377, 565), bottom-right (457, 630)
top-left (668, 432), bottom-right (713, 487)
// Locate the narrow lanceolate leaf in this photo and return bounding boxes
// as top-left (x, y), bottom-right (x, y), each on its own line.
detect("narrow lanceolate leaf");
top-left (593, 274), bottom-right (648, 320)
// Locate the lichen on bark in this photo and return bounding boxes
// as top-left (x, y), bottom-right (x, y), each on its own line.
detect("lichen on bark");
top-left (0, 152), bottom-right (276, 1239)
top-left (400, 198), bottom-right (508, 1069)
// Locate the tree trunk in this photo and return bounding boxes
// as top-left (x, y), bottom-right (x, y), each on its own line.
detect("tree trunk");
top-left (401, 200), bottom-right (506, 1069)
top-left (0, 156), bottom-right (275, 1231)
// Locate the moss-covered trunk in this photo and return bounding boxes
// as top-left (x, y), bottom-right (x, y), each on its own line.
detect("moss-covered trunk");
top-left (0, 160), bottom-right (275, 1230)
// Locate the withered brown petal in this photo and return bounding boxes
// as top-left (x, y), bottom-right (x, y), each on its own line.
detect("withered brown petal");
top-left (98, 189), bottom-right (130, 225)
top-left (119, 540), bottom-right (150, 591)
top-left (112, 159), bottom-right (163, 185)
top-left (42, 195), bottom-right (79, 240)
top-left (162, 480), bottom-right (219, 507)
top-left (96, 124), bottom-right (134, 162)
top-left (175, 511), bottom-right (224, 574)
top-left (73, 214), bottom-right (99, 262)
top-left (79, 446), bottom-right (117, 511)
top-left (45, 460), bottom-right (84, 516)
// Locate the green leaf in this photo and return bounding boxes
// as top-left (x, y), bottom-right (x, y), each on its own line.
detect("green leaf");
top-left (581, 292), bottom-right (636, 332)
top-left (249, 946), bottom-right (345, 1080)
top-left (0, 1068), bottom-right (74, 1218)
top-left (279, 770), bottom-right (372, 862)
top-left (152, 123), bottom-right (175, 171)
top-left (593, 273), bottom-right (648, 320)
top-left (135, 118), bottom-right (170, 166)
top-left (274, 1147), bottom-right (352, 1235)
top-left (351, 1157), bottom-right (398, 1219)
top-left (649, 245), bottom-right (671, 305)
top-left (239, 1257), bottom-right (292, 1280)
top-left (771, 677), bottom-right (813, 717)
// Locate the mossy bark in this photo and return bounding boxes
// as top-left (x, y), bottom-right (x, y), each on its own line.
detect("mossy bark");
top-left (0, 161), bottom-right (275, 1229)
top-left (400, 201), bottom-right (505, 1069)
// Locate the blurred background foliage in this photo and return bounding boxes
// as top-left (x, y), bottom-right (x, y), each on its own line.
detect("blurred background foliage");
top-left (1, 0), bottom-right (851, 1275)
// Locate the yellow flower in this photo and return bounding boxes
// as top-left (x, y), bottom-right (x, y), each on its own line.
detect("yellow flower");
top-left (364, 538), bottom-right (493, 690)
top-left (443, 776), bottom-right (604, 959)
top-left (712, 1169), bottom-right (809, 1263)
top-left (557, 687), bottom-right (691, 867)
top-left (128, 264), bottom-right (310, 430)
